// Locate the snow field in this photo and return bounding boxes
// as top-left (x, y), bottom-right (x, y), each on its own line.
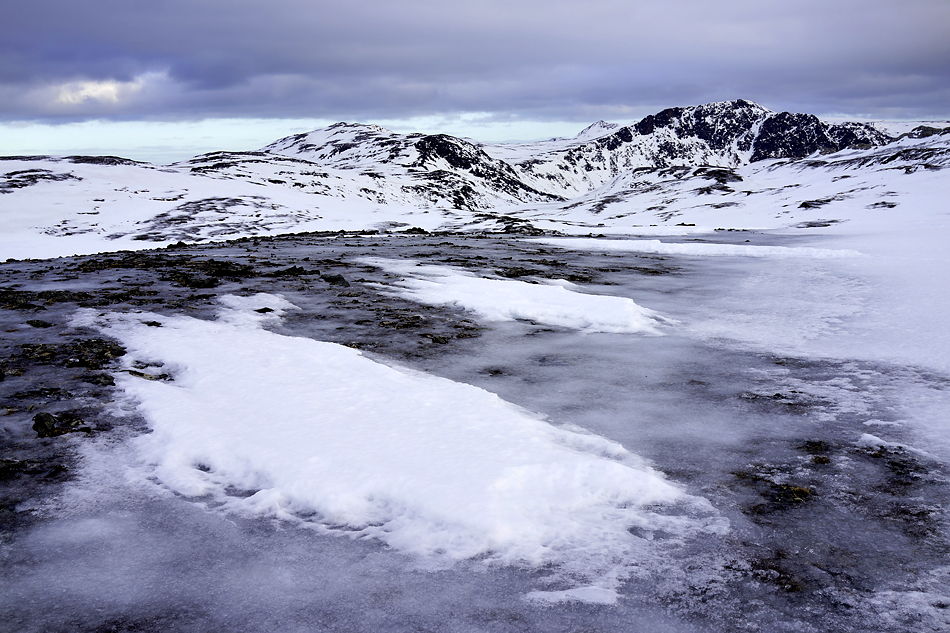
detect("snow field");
top-left (527, 238), bottom-right (866, 258)
top-left (361, 257), bottom-right (670, 334)
top-left (76, 294), bottom-right (722, 602)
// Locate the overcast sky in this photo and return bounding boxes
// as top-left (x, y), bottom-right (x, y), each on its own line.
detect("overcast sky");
top-left (2, 0), bottom-right (948, 163)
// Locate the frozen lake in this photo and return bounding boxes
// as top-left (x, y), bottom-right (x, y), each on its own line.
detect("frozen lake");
top-left (1, 230), bottom-right (948, 632)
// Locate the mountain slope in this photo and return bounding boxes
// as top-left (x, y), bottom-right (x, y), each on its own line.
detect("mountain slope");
top-left (490, 99), bottom-right (894, 197)
top-left (186, 100), bottom-right (896, 211)
top-left (0, 99), bottom-right (947, 259)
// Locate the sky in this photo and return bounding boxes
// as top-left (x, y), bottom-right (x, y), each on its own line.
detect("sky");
top-left (2, 0), bottom-right (948, 164)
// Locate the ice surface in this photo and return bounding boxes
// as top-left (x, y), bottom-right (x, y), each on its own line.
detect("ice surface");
top-left (528, 237), bottom-right (866, 258)
top-left (74, 294), bottom-right (721, 601)
top-left (361, 257), bottom-right (669, 334)
top-left (4, 230), bottom-right (950, 631)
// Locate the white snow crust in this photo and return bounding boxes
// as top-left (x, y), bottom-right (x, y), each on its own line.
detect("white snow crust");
top-left (361, 257), bottom-right (668, 334)
top-left (527, 238), bottom-right (866, 258)
top-left (75, 295), bottom-right (720, 601)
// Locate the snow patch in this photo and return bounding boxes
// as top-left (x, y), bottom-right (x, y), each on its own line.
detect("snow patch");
top-left (526, 585), bottom-right (620, 605)
top-left (528, 238), bottom-right (866, 258)
top-left (857, 433), bottom-right (929, 457)
top-left (78, 294), bottom-right (723, 601)
top-left (361, 257), bottom-right (670, 334)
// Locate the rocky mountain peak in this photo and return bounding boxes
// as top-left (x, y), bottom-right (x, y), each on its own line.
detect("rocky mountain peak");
top-left (575, 121), bottom-right (621, 141)
top-left (237, 99), bottom-right (904, 207)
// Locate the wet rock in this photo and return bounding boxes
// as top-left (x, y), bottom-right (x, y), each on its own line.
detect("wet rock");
top-left (764, 483), bottom-right (815, 506)
top-left (77, 287), bottom-right (161, 307)
top-left (2, 300), bottom-right (46, 312)
top-left (9, 387), bottom-right (72, 401)
top-left (17, 343), bottom-right (59, 363)
top-left (166, 273), bottom-right (219, 289)
top-left (865, 445), bottom-right (926, 489)
top-left (71, 252), bottom-right (190, 273)
top-left (31, 411), bottom-right (91, 438)
top-left (798, 440), bottom-right (833, 464)
top-left (732, 467), bottom-right (816, 515)
top-left (198, 259), bottom-right (255, 279)
top-left (0, 458), bottom-right (68, 481)
top-left (16, 339), bottom-right (126, 369)
top-left (266, 265), bottom-right (316, 277)
top-left (126, 369), bottom-right (171, 381)
top-left (36, 289), bottom-right (93, 303)
top-left (81, 373), bottom-right (116, 387)
top-left (749, 553), bottom-right (808, 593)
top-left (565, 273), bottom-right (593, 283)
top-left (26, 319), bottom-right (53, 328)
top-left (495, 267), bottom-right (542, 279)
top-left (321, 273), bottom-right (350, 287)
top-left (64, 339), bottom-right (127, 369)
top-left (631, 266), bottom-right (672, 276)
top-left (380, 315), bottom-right (425, 329)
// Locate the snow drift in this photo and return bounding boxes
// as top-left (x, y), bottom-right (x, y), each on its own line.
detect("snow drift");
top-left (76, 294), bottom-right (722, 601)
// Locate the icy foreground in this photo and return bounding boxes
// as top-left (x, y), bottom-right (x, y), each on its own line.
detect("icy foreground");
top-left (2, 230), bottom-right (950, 631)
top-left (75, 294), bottom-right (719, 601)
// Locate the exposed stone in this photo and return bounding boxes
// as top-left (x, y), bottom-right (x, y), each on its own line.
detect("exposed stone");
top-left (31, 411), bottom-right (91, 438)
top-left (321, 273), bottom-right (350, 287)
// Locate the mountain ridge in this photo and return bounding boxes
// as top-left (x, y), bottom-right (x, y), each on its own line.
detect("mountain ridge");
top-left (1, 99), bottom-right (948, 258)
top-left (256, 99), bottom-right (896, 202)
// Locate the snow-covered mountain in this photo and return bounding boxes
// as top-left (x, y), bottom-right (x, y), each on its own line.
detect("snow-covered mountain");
top-left (1, 99), bottom-right (947, 258)
top-left (175, 99), bottom-right (899, 209)
top-left (496, 99), bottom-right (893, 196)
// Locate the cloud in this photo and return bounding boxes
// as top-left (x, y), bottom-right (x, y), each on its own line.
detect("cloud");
top-left (53, 75), bottom-right (155, 106)
top-left (2, 0), bottom-right (949, 123)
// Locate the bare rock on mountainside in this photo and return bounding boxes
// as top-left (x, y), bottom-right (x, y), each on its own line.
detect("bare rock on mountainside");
top-left (1, 98), bottom-right (947, 256)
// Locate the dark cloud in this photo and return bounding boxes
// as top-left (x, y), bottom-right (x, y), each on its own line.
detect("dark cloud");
top-left (2, 0), bottom-right (949, 123)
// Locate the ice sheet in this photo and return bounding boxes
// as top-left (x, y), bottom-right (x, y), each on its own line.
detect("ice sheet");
top-left (527, 238), bottom-right (866, 258)
top-left (75, 294), bottom-right (722, 601)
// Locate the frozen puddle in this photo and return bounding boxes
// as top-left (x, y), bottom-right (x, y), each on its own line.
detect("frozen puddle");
top-left (362, 257), bottom-right (670, 334)
top-left (77, 294), bottom-right (723, 602)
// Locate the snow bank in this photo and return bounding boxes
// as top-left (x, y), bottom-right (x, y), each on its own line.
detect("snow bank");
top-left (361, 257), bottom-right (669, 334)
top-left (77, 295), bottom-right (721, 601)
top-left (528, 238), bottom-right (866, 258)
